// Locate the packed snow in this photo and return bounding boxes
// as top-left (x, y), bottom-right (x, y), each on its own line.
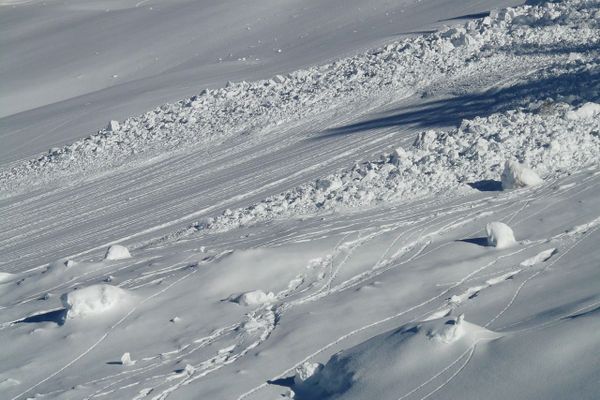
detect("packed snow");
top-left (0, 1), bottom-right (599, 400)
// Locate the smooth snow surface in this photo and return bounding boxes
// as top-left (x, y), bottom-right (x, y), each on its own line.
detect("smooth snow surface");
top-left (1, 1), bottom-right (599, 400)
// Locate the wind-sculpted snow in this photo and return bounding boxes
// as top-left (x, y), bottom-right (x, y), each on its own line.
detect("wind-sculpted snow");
top-left (191, 101), bottom-right (600, 233)
top-left (1, 0), bottom-right (598, 193)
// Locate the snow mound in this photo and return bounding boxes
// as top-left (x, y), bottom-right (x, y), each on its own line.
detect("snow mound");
top-left (229, 290), bottom-right (275, 306)
top-left (104, 244), bottom-right (131, 260)
top-left (501, 160), bottom-right (543, 190)
top-left (61, 284), bottom-right (132, 319)
top-left (486, 222), bottom-right (516, 249)
top-left (293, 316), bottom-right (498, 399)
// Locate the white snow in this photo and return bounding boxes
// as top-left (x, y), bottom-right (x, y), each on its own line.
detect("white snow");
top-left (0, 1), bottom-right (599, 400)
top-left (486, 222), bottom-right (516, 249)
top-left (61, 284), bottom-right (132, 319)
top-left (104, 244), bottom-right (131, 260)
top-left (501, 160), bottom-right (544, 190)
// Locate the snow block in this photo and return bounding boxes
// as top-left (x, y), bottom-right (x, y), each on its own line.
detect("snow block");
top-left (104, 244), bottom-right (131, 260)
top-left (61, 284), bottom-right (130, 319)
top-left (486, 222), bottom-right (516, 249)
top-left (107, 120), bottom-right (120, 132)
top-left (294, 362), bottom-right (324, 386)
top-left (229, 290), bottom-right (275, 306)
top-left (501, 160), bottom-right (543, 190)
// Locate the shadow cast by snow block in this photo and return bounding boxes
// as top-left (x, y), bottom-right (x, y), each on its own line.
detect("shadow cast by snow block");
top-left (315, 66), bottom-right (600, 140)
top-left (457, 237), bottom-right (489, 247)
top-left (267, 376), bottom-right (295, 387)
top-left (468, 180), bottom-right (502, 192)
top-left (18, 308), bottom-right (67, 326)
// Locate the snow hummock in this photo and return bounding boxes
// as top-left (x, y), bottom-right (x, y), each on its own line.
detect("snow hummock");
top-left (61, 284), bottom-right (131, 319)
top-left (104, 244), bottom-right (131, 260)
top-left (229, 290), bottom-right (275, 306)
top-left (486, 222), bottom-right (516, 249)
top-left (501, 160), bottom-right (543, 190)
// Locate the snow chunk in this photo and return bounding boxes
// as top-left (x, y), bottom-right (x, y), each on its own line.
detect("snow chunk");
top-left (107, 120), bottom-right (120, 132)
top-left (229, 290), bottom-right (275, 306)
top-left (120, 352), bottom-right (136, 366)
top-left (61, 284), bottom-right (131, 319)
top-left (294, 362), bottom-right (324, 386)
top-left (501, 160), bottom-right (543, 190)
top-left (486, 222), bottom-right (516, 249)
top-left (104, 244), bottom-right (131, 260)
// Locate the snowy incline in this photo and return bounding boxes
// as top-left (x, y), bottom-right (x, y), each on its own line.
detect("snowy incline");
top-left (1, 1), bottom-right (600, 399)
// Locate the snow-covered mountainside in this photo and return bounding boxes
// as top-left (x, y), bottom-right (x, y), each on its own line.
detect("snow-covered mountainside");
top-left (1, 1), bottom-right (599, 399)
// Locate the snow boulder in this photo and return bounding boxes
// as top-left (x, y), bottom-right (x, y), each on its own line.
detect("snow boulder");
top-left (501, 160), bottom-right (543, 190)
top-left (107, 120), bottom-right (120, 132)
top-left (104, 244), bottom-right (131, 260)
top-left (486, 222), bottom-right (516, 249)
top-left (229, 290), bottom-right (275, 306)
top-left (294, 362), bottom-right (324, 386)
top-left (61, 284), bottom-right (131, 319)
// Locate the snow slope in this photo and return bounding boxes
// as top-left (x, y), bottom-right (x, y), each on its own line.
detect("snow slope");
top-left (0, 0), bottom-right (524, 164)
top-left (0, 1), bottom-right (599, 399)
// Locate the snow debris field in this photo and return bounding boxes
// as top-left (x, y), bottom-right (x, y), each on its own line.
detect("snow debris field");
top-left (0, 1), bottom-right (599, 400)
